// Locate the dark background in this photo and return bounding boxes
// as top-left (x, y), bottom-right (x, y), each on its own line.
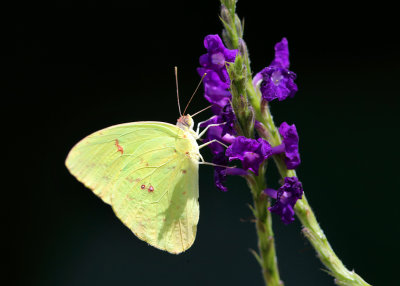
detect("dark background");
top-left (9, 1), bottom-right (399, 285)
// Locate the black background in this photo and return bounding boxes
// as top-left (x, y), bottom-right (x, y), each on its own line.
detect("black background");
top-left (9, 1), bottom-right (399, 285)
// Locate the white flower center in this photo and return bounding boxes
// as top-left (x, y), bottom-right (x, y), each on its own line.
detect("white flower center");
top-left (271, 70), bottom-right (283, 86)
top-left (211, 52), bottom-right (225, 67)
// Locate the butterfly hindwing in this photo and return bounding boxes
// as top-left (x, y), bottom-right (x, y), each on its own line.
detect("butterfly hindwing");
top-left (112, 147), bottom-right (199, 253)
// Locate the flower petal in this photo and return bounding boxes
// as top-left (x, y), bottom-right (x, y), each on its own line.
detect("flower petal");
top-left (279, 122), bottom-right (301, 169)
top-left (270, 37), bottom-right (290, 69)
top-left (226, 137), bottom-right (272, 175)
top-left (260, 67), bottom-right (298, 101)
top-left (268, 177), bottom-right (303, 224)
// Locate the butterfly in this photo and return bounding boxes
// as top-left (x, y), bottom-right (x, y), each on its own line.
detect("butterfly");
top-left (65, 69), bottom-right (221, 254)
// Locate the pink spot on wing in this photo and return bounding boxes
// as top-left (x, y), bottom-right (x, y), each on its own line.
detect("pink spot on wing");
top-left (182, 169), bottom-right (187, 174)
top-left (115, 139), bottom-right (124, 154)
top-left (141, 184), bottom-right (146, 189)
top-left (148, 186), bottom-right (154, 192)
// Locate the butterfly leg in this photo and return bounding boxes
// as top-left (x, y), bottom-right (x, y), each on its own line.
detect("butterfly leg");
top-left (199, 161), bottom-right (236, 168)
top-left (195, 118), bottom-right (215, 135)
top-left (198, 152), bottom-right (229, 167)
top-left (198, 139), bottom-right (228, 150)
top-left (196, 122), bottom-right (227, 139)
top-left (199, 153), bottom-right (205, 162)
top-left (198, 141), bottom-right (235, 168)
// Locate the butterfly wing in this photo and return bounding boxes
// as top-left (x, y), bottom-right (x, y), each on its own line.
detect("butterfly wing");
top-left (65, 122), bottom-right (199, 254)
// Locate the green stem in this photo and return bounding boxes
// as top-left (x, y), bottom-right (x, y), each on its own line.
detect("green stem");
top-left (277, 162), bottom-right (370, 286)
top-left (247, 171), bottom-right (283, 286)
top-left (254, 100), bottom-right (371, 286)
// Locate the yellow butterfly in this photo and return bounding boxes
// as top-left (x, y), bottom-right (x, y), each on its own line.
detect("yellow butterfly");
top-left (66, 69), bottom-right (222, 254)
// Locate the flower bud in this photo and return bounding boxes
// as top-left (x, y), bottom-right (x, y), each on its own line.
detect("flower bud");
top-left (255, 120), bottom-right (271, 141)
top-left (222, 30), bottom-right (232, 50)
top-left (235, 14), bottom-right (243, 37)
top-left (220, 4), bottom-right (231, 24)
top-left (238, 38), bottom-right (247, 56)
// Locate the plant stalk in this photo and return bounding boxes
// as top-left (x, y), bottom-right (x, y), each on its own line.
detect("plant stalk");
top-left (247, 171), bottom-right (283, 286)
top-left (252, 91), bottom-right (371, 286)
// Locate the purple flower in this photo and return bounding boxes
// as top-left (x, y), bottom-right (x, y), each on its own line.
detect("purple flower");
top-left (199, 102), bottom-right (237, 191)
top-left (279, 122), bottom-right (300, 169)
top-left (219, 103), bottom-right (237, 137)
top-left (259, 68), bottom-right (297, 101)
top-left (213, 152), bottom-right (230, 192)
top-left (197, 35), bottom-right (238, 112)
top-left (226, 136), bottom-right (272, 175)
top-left (212, 153), bottom-right (247, 192)
top-left (271, 122), bottom-right (301, 169)
top-left (201, 105), bottom-right (238, 191)
top-left (199, 34), bottom-right (238, 71)
top-left (200, 118), bottom-right (226, 154)
top-left (197, 68), bottom-right (231, 111)
top-left (254, 38), bottom-right (298, 102)
top-left (197, 34), bottom-right (240, 191)
top-left (200, 104), bottom-right (237, 154)
top-left (264, 176), bottom-right (303, 224)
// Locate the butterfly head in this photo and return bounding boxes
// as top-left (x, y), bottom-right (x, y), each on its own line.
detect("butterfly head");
top-left (177, 114), bottom-right (194, 130)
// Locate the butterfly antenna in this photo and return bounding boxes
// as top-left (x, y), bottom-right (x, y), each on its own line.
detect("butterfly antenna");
top-left (182, 72), bottom-right (207, 115)
top-left (175, 66), bottom-right (182, 117)
top-left (191, 105), bottom-right (212, 118)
